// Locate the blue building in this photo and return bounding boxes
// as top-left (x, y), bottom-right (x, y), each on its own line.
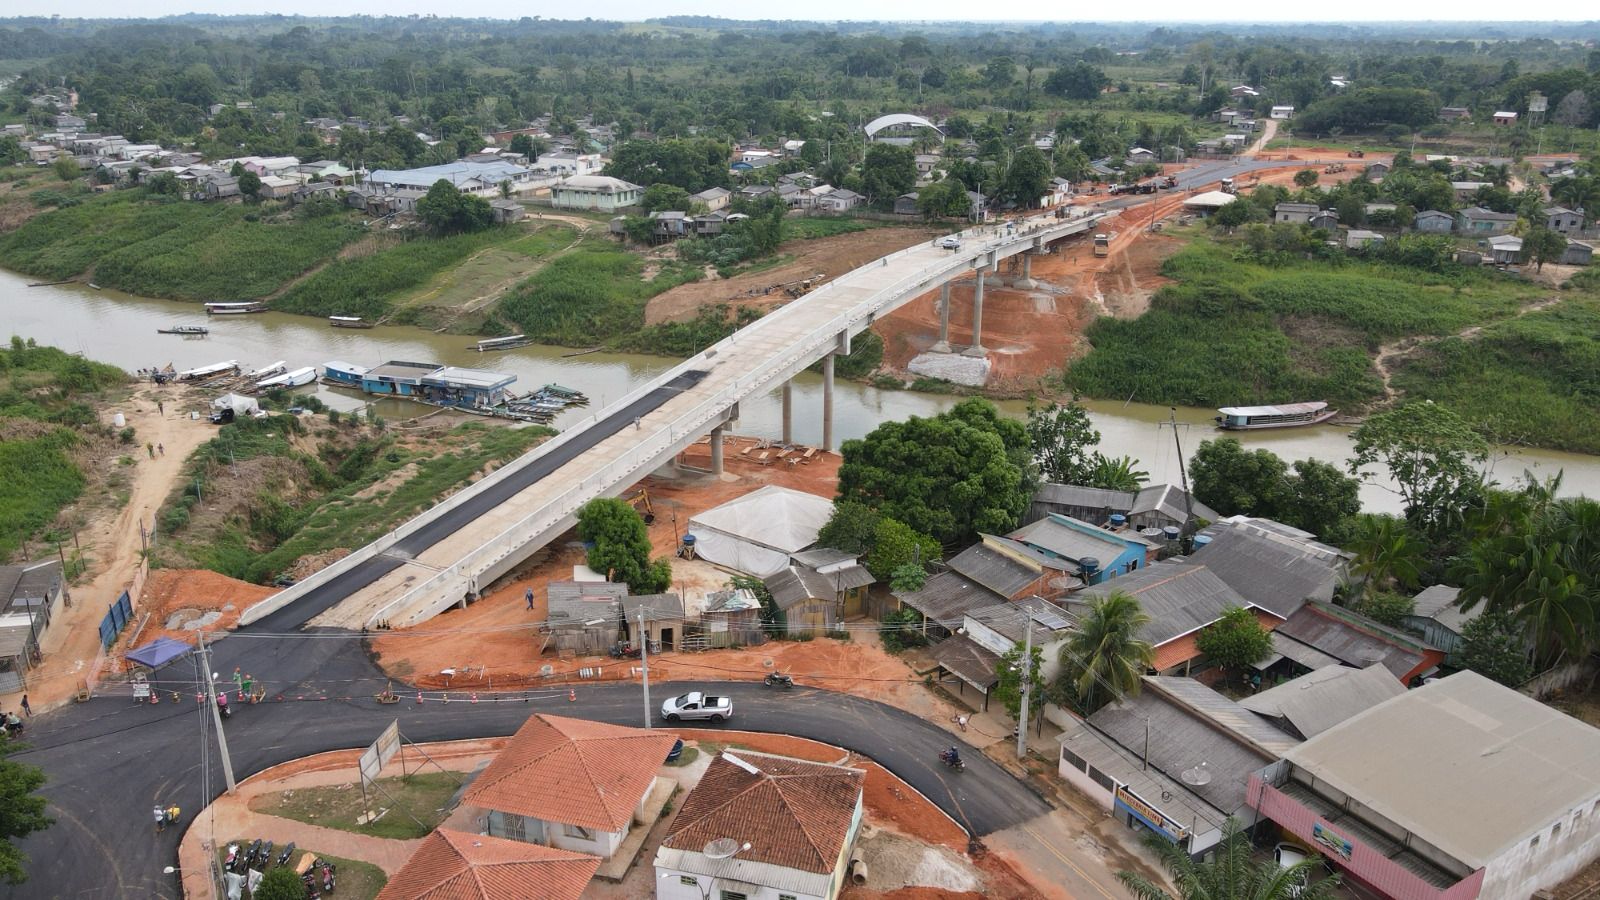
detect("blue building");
top-left (420, 367), bottom-right (517, 409)
top-left (322, 360), bottom-right (368, 387)
top-left (1009, 513), bottom-right (1154, 584)
top-left (360, 360), bottom-right (442, 397)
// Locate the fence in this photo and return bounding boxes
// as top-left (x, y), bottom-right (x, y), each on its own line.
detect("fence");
top-left (97, 591), bottom-right (133, 650)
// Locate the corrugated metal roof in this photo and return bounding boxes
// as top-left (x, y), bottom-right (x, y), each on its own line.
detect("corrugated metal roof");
top-left (1274, 602), bottom-right (1435, 679)
top-left (966, 599), bottom-right (1074, 644)
top-left (1240, 663), bottom-right (1406, 738)
top-left (546, 581), bottom-right (626, 627)
top-left (1057, 722), bottom-right (1230, 836)
top-left (1408, 585), bottom-right (1476, 634)
top-left (1130, 485), bottom-right (1219, 525)
top-left (621, 593), bottom-right (684, 622)
top-left (1284, 671), bottom-right (1600, 868)
top-left (947, 540), bottom-right (1038, 599)
top-left (931, 634), bottom-right (1001, 690)
top-left (895, 571), bottom-right (1002, 629)
top-left (1266, 630), bottom-right (1343, 670)
top-left (1010, 516), bottom-right (1138, 564)
top-left (1144, 676), bottom-right (1301, 756)
top-left (1076, 560), bottom-right (1248, 647)
top-left (1191, 524), bottom-right (1345, 619)
top-left (1032, 483), bottom-right (1135, 510)
top-left (790, 548), bottom-right (855, 568)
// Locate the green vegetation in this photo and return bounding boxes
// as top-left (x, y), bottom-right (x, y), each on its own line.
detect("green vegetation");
top-left (1194, 606), bottom-right (1274, 683)
top-left (614, 304), bottom-right (762, 357)
top-left (157, 419), bottom-right (553, 584)
top-left (1189, 438), bottom-right (1361, 541)
top-left (248, 771), bottom-right (460, 840)
top-left (1065, 239), bottom-right (1541, 412)
top-left (1118, 818), bottom-right (1339, 900)
top-left (499, 235), bottom-right (699, 346)
top-left (0, 426), bottom-right (85, 562)
top-left (576, 497), bottom-right (671, 593)
top-left (0, 190), bottom-right (359, 300)
top-left (784, 217), bottom-right (877, 240)
top-left (275, 225), bottom-right (574, 320)
top-left (220, 846), bottom-right (386, 900)
top-left (1055, 591), bottom-right (1153, 716)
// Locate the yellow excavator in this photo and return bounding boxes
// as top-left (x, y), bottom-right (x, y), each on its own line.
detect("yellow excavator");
top-left (624, 488), bottom-right (656, 525)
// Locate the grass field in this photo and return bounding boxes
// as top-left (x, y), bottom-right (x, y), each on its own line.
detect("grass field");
top-left (248, 771), bottom-right (462, 841)
top-left (392, 224), bottom-right (579, 318)
top-left (498, 233), bottom-right (702, 345)
top-left (1065, 237), bottom-right (1544, 412)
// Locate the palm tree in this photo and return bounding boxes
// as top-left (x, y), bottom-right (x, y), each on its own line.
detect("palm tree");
top-left (1347, 514), bottom-right (1423, 599)
top-left (1118, 819), bottom-right (1339, 900)
top-left (1057, 591), bottom-right (1153, 714)
top-left (1087, 454), bottom-right (1150, 493)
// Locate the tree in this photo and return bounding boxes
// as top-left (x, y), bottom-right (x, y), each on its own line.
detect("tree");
top-left (1457, 611), bottom-right (1533, 687)
top-left (1350, 402), bottom-right (1488, 533)
top-left (576, 498), bottom-right (670, 593)
top-left (1056, 591), bottom-right (1153, 715)
top-left (640, 182), bottom-right (691, 213)
top-left (416, 179), bottom-right (493, 235)
top-left (1347, 514), bottom-right (1425, 599)
top-left (836, 398), bottom-right (1030, 546)
top-left (52, 156), bottom-right (77, 182)
top-left (1286, 458), bottom-right (1362, 542)
top-left (1195, 606), bottom-right (1272, 682)
top-left (917, 178), bottom-right (970, 220)
top-left (0, 745), bottom-right (50, 884)
top-left (1354, 591), bottom-right (1415, 628)
top-left (862, 517), bottom-right (941, 582)
top-left (1085, 454), bottom-right (1148, 492)
top-left (1554, 90), bottom-right (1592, 129)
top-left (1002, 146), bottom-right (1052, 208)
top-left (1044, 63), bottom-right (1110, 101)
top-left (861, 143), bottom-right (915, 204)
top-left (148, 172), bottom-right (181, 196)
top-left (1211, 197), bottom-right (1253, 228)
top-left (816, 501), bottom-right (882, 556)
top-left (1293, 169), bottom-right (1319, 187)
top-left (1118, 818), bottom-right (1339, 900)
top-left (253, 867), bottom-right (308, 900)
top-left (603, 138), bottom-right (731, 194)
top-left (1189, 438), bottom-right (1291, 519)
top-left (237, 170), bottom-right (262, 200)
top-left (1027, 399), bottom-right (1101, 485)
top-left (994, 639), bottom-right (1045, 721)
top-left (1523, 226), bottom-right (1568, 272)
top-left (982, 56), bottom-right (1016, 91)
top-left (889, 562), bottom-right (927, 593)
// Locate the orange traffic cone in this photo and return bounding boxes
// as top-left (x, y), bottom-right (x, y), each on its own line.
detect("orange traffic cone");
top-left (568, 688), bottom-right (576, 702)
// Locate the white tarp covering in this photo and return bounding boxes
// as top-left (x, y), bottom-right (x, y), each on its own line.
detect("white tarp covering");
top-left (686, 485), bottom-right (833, 578)
top-left (210, 393), bottom-right (260, 416)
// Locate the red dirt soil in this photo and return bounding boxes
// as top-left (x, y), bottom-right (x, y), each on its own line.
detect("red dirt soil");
top-left (129, 568), bottom-right (275, 647)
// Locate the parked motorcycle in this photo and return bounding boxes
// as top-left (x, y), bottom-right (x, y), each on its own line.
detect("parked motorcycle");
top-left (256, 840), bottom-right (274, 871)
top-left (763, 672), bottom-right (794, 689)
top-left (939, 748), bottom-right (966, 772)
top-left (320, 861), bottom-right (336, 893)
top-left (222, 843), bottom-right (240, 870)
top-left (277, 842), bottom-right (296, 867)
top-left (608, 642), bottom-right (641, 659)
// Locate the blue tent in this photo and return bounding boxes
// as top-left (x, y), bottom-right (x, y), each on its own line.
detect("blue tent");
top-left (125, 637), bottom-right (193, 670)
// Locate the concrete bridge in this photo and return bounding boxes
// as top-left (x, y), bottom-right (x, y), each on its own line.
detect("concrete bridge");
top-left (242, 207), bottom-right (1107, 631)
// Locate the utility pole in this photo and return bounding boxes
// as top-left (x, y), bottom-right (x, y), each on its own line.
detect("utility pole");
top-left (1016, 612), bottom-right (1034, 760)
top-left (1167, 408), bottom-right (1196, 547)
top-left (639, 608), bottom-right (652, 730)
top-left (197, 632), bottom-right (237, 793)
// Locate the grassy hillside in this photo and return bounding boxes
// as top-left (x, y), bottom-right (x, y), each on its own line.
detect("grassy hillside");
top-left (1065, 238), bottom-right (1543, 411)
top-left (0, 190), bottom-right (360, 299)
top-left (497, 234), bottom-right (701, 346)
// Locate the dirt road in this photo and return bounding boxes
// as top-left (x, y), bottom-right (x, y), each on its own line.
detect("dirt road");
top-left (1245, 117), bottom-right (1279, 157)
top-left (5, 386), bottom-right (213, 711)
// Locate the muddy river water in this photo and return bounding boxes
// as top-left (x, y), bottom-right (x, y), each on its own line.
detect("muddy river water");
top-left (5, 265), bottom-right (1597, 515)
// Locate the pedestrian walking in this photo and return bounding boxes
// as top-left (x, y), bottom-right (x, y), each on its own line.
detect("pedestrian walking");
top-left (525, 587), bottom-right (534, 610)
top-left (146, 442), bottom-right (155, 458)
top-left (157, 400), bottom-right (164, 416)
top-left (242, 674), bottom-right (254, 701)
top-left (232, 668), bottom-right (244, 700)
top-left (20, 695), bottom-right (29, 717)
top-left (157, 443), bottom-right (164, 456)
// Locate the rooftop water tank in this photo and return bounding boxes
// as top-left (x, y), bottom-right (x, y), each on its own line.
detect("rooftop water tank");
top-left (1108, 514), bottom-right (1127, 527)
top-left (1192, 534), bottom-right (1212, 549)
top-left (1079, 557), bottom-right (1101, 578)
top-left (1162, 526), bottom-right (1182, 542)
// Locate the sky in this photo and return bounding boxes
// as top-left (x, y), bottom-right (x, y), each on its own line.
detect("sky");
top-left (3, 2), bottom-right (1592, 24)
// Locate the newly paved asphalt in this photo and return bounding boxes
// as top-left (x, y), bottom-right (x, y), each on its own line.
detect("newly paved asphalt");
top-left (7, 622), bottom-right (1049, 898)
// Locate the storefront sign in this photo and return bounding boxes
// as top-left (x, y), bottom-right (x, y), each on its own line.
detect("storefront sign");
top-left (1114, 784), bottom-right (1188, 844)
top-left (1314, 822), bottom-right (1353, 860)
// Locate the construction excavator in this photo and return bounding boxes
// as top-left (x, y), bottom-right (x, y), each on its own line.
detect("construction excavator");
top-left (624, 488), bottom-right (656, 525)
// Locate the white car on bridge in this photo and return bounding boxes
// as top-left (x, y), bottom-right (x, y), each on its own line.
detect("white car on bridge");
top-left (937, 235), bottom-right (962, 250)
top-left (661, 691), bottom-right (733, 723)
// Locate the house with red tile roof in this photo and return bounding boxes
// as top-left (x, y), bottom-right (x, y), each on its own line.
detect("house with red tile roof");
top-left (376, 828), bottom-right (599, 900)
top-left (462, 713), bottom-right (676, 859)
top-left (654, 750), bottom-right (866, 900)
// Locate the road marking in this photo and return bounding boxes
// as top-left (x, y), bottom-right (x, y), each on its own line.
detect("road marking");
top-left (1022, 823), bottom-right (1121, 900)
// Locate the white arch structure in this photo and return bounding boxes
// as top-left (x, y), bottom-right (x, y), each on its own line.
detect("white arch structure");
top-left (864, 113), bottom-right (944, 141)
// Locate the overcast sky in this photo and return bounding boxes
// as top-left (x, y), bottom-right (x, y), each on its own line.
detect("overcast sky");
top-left (4, 1), bottom-right (1588, 24)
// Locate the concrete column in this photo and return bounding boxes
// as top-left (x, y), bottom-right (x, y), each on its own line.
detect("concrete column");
top-left (930, 282), bottom-right (953, 353)
top-left (822, 353), bottom-right (835, 453)
top-left (781, 380), bottom-right (793, 445)
top-left (1013, 253), bottom-right (1036, 290)
top-left (710, 424), bottom-right (725, 475)
top-left (963, 270), bottom-right (987, 358)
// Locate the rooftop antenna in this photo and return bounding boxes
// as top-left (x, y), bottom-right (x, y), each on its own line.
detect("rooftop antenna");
top-left (1181, 761), bottom-right (1212, 786)
top-left (703, 838), bottom-right (749, 860)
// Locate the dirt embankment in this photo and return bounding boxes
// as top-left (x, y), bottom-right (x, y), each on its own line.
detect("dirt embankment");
top-left (644, 226), bottom-right (943, 326)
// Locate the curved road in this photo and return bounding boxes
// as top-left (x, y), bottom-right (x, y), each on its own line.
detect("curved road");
top-left (6, 625), bottom-right (1049, 899)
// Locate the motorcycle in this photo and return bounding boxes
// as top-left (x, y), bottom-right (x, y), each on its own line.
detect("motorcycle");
top-left (939, 748), bottom-right (967, 772)
top-left (320, 860), bottom-right (336, 893)
top-left (216, 692), bottom-right (232, 720)
top-left (238, 839), bottom-right (261, 873)
top-left (608, 642), bottom-right (641, 660)
top-left (277, 842), bottom-right (296, 867)
top-left (763, 672), bottom-right (794, 689)
top-left (256, 840), bottom-right (274, 871)
top-left (223, 843), bottom-right (240, 870)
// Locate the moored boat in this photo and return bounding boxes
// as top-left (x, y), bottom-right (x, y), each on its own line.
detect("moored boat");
top-left (177, 360), bottom-right (240, 382)
top-left (205, 301), bottom-right (268, 315)
top-left (157, 325), bottom-right (209, 335)
top-left (329, 316), bottom-right (373, 329)
top-left (1216, 402), bottom-right (1337, 430)
top-left (472, 334), bottom-right (531, 352)
top-left (256, 366), bottom-right (317, 390)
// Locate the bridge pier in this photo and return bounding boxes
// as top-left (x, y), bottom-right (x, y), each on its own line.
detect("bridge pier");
top-left (822, 353), bottom-right (835, 452)
top-left (1011, 253), bottom-right (1036, 290)
top-left (781, 380), bottom-right (793, 444)
top-left (710, 423), bottom-right (725, 475)
top-left (963, 268), bottom-right (987, 358)
top-left (930, 282), bottom-right (953, 353)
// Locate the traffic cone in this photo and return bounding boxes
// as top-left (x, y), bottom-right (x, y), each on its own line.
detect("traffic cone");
top-left (568, 688), bottom-right (576, 702)
top-left (471, 693), bottom-right (478, 704)
top-left (417, 692), bottom-right (424, 704)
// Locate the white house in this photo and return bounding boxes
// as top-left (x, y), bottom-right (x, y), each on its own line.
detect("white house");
top-left (655, 751), bottom-right (866, 900)
top-left (690, 186), bottom-right (731, 212)
top-left (367, 160), bottom-right (536, 197)
top-left (534, 150), bottom-right (604, 176)
top-left (549, 174), bottom-right (643, 212)
top-left (463, 713), bottom-right (676, 860)
top-left (1270, 105), bottom-right (1296, 119)
top-left (812, 187), bottom-right (864, 213)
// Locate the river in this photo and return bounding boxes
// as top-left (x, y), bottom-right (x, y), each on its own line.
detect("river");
top-left (4, 266), bottom-right (1597, 515)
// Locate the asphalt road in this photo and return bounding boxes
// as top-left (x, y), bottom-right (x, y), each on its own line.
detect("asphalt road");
top-left (6, 628), bottom-right (1049, 899)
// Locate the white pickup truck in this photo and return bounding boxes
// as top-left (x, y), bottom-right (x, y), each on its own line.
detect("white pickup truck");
top-left (660, 691), bottom-right (733, 723)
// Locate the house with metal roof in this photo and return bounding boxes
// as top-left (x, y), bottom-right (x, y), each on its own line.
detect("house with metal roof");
top-left (1010, 513), bottom-right (1152, 583)
top-left (545, 581), bottom-right (629, 654)
top-left (1058, 676), bottom-right (1298, 856)
top-left (1272, 601), bottom-right (1444, 684)
top-left (361, 360), bottom-right (444, 397)
top-left (367, 160), bottom-right (534, 195)
top-left (419, 367), bottom-right (517, 409)
top-left (464, 714), bottom-right (676, 861)
top-left (550, 174), bottom-right (643, 212)
top-left (892, 534), bottom-right (1071, 635)
top-left (1413, 209), bottom-right (1455, 233)
top-left (1249, 671), bottom-right (1600, 900)
top-left (1400, 585), bottom-right (1485, 660)
top-left (1239, 663), bottom-right (1406, 739)
top-left (0, 559), bottom-right (63, 692)
top-left (619, 592), bottom-right (685, 652)
top-left (1191, 519), bottom-right (1348, 620)
top-left (1275, 202), bottom-right (1321, 225)
top-left (1458, 206), bottom-right (1517, 235)
top-left (655, 750), bottom-right (865, 900)
top-left (762, 550), bottom-right (874, 636)
top-left (1026, 482), bottom-right (1215, 532)
top-left (376, 828), bottom-right (600, 900)
top-left (1072, 559), bottom-right (1271, 674)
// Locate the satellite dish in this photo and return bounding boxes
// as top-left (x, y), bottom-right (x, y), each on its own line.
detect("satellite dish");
top-left (1181, 762), bottom-right (1212, 786)
top-left (704, 838), bottom-right (741, 860)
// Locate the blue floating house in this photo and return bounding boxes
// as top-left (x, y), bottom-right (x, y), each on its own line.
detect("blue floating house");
top-left (420, 367), bottom-right (517, 409)
top-left (360, 360), bottom-right (442, 397)
top-left (322, 360), bottom-right (368, 387)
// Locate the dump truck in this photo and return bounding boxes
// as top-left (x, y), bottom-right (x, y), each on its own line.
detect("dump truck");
top-left (1093, 234), bottom-right (1110, 257)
